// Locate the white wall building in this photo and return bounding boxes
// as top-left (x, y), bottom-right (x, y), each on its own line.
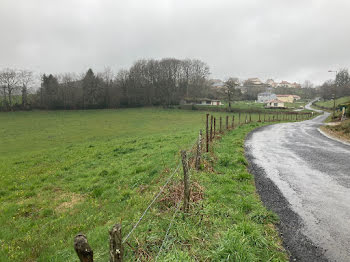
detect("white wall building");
top-left (257, 92), bottom-right (277, 103)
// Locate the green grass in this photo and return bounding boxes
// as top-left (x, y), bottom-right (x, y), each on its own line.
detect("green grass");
top-left (0, 109), bottom-right (288, 261)
top-left (315, 96), bottom-right (350, 110)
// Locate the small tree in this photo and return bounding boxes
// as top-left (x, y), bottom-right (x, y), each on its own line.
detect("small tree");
top-left (224, 78), bottom-right (240, 109)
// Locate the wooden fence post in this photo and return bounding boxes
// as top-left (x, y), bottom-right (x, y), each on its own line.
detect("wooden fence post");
top-left (206, 114), bottom-right (209, 153)
top-left (226, 116), bottom-right (228, 129)
top-left (74, 234), bottom-right (94, 262)
top-left (214, 118), bottom-right (216, 137)
top-left (232, 115), bottom-right (234, 128)
top-left (273, 115), bottom-right (275, 121)
top-left (264, 113), bottom-right (266, 122)
top-left (195, 130), bottom-right (202, 170)
top-left (109, 224), bottom-right (123, 262)
top-left (181, 150), bottom-right (190, 213)
top-left (210, 115), bottom-right (213, 141)
top-left (245, 114), bottom-right (248, 124)
top-left (220, 117), bottom-right (222, 132)
top-left (258, 113), bottom-right (261, 122)
top-left (249, 113), bottom-right (252, 123)
top-left (239, 113), bottom-right (241, 125)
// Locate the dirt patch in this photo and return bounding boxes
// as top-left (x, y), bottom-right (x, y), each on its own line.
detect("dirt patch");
top-left (56, 192), bottom-right (85, 213)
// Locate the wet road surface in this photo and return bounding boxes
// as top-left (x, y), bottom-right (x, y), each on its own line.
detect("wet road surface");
top-left (245, 108), bottom-right (350, 262)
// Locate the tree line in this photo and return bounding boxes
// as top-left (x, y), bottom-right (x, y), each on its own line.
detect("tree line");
top-left (0, 58), bottom-right (211, 111)
top-left (318, 68), bottom-right (350, 100)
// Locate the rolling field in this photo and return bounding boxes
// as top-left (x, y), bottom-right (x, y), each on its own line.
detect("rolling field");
top-left (315, 96), bottom-right (350, 109)
top-left (0, 109), bottom-right (287, 261)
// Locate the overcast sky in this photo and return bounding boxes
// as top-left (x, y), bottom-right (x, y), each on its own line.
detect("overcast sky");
top-left (1, 0), bottom-right (349, 85)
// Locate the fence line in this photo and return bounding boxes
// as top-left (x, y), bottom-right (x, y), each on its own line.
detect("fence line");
top-left (154, 200), bottom-right (182, 262)
top-left (122, 163), bottom-right (181, 244)
top-left (74, 110), bottom-right (315, 262)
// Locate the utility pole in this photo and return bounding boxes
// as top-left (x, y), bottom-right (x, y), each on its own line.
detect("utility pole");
top-left (328, 70), bottom-right (338, 119)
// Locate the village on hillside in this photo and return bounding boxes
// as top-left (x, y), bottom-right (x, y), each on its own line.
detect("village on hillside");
top-left (182, 77), bottom-right (304, 109)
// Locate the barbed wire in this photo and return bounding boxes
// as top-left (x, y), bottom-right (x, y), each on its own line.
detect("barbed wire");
top-left (122, 163), bottom-right (181, 244)
top-left (154, 200), bottom-right (182, 262)
top-left (122, 135), bottom-right (200, 244)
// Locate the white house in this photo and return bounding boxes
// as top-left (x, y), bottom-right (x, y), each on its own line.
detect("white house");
top-left (257, 92), bottom-right (277, 103)
top-left (181, 98), bottom-right (223, 106)
top-left (265, 99), bottom-right (285, 108)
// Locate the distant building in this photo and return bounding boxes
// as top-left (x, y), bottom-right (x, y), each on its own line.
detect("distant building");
top-left (181, 98), bottom-right (223, 106)
top-left (210, 79), bottom-right (225, 89)
top-left (257, 92), bottom-right (277, 103)
top-left (291, 82), bottom-right (301, 88)
top-left (293, 95), bottom-right (301, 100)
top-left (277, 81), bottom-right (301, 88)
top-left (266, 79), bottom-right (277, 88)
top-left (245, 77), bottom-right (263, 86)
top-left (266, 99), bottom-right (285, 108)
top-left (277, 81), bottom-right (293, 88)
top-left (276, 94), bottom-right (294, 103)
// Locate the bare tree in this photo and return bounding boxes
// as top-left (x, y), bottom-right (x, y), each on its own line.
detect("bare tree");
top-left (18, 70), bottom-right (33, 108)
top-left (0, 68), bottom-right (19, 109)
top-left (224, 77), bottom-right (240, 109)
top-left (302, 80), bottom-right (314, 89)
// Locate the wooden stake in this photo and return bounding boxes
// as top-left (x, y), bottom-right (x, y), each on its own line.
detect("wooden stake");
top-left (109, 224), bottom-right (123, 262)
top-left (181, 150), bottom-right (190, 213)
top-left (210, 115), bottom-right (213, 141)
top-left (206, 114), bottom-right (209, 153)
top-left (220, 117), bottom-right (222, 132)
top-left (74, 234), bottom-right (94, 262)
top-left (195, 130), bottom-right (202, 170)
top-left (226, 115), bottom-right (228, 129)
top-left (232, 115), bottom-right (234, 128)
top-left (214, 118), bottom-right (216, 136)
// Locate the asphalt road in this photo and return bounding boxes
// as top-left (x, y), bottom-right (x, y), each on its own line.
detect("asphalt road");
top-left (245, 106), bottom-right (350, 262)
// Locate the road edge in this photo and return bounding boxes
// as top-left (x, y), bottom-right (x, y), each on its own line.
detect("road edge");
top-left (244, 126), bottom-right (329, 262)
top-left (318, 126), bottom-right (350, 146)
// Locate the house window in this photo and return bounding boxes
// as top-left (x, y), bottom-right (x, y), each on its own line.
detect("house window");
top-left (274, 103), bottom-right (278, 107)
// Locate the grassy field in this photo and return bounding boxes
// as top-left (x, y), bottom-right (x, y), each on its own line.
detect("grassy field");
top-left (314, 96), bottom-right (350, 110)
top-left (0, 109), bottom-right (288, 261)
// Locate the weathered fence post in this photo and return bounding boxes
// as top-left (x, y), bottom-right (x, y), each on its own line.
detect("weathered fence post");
top-left (206, 114), bottom-right (209, 153)
top-left (239, 112), bottom-right (241, 125)
top-left (181, 150), bottom-right (190, 213)
top-left (258, 113), bottom-right (261, 122)
top-left (249, 113), bottom-right (252, 123)
top-left (226, 115), bottom-right (229, 129)
top-left (264, 113), bottom-right (266, 122)
top-left (109, 224), bottom-right (123, 262)
top-left (195, 130), bottom-right (202, 170)
top-left (210, 115), bottom-right (213, 141)
top-left (245, 114), bottom-right (248, 124)
top-left (273, 115), bottom-right (275, 121)
top-left (214, 118), bottom-right (216, 137)
top-left (220, 117), bottom-right (222, 132)
top-left (232, 115), bottom-right (234, 128)
top-left (74, 234), bottom-right (94, 262)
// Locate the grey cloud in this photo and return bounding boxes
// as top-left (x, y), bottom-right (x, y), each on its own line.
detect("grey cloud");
top-left (1, 0), bottom-right (349, 85)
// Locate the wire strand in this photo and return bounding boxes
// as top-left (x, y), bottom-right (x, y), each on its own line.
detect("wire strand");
top-left (122, 163), bottom-right (181, 244)
top-left (154, 200), bottom-right (182, 262)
